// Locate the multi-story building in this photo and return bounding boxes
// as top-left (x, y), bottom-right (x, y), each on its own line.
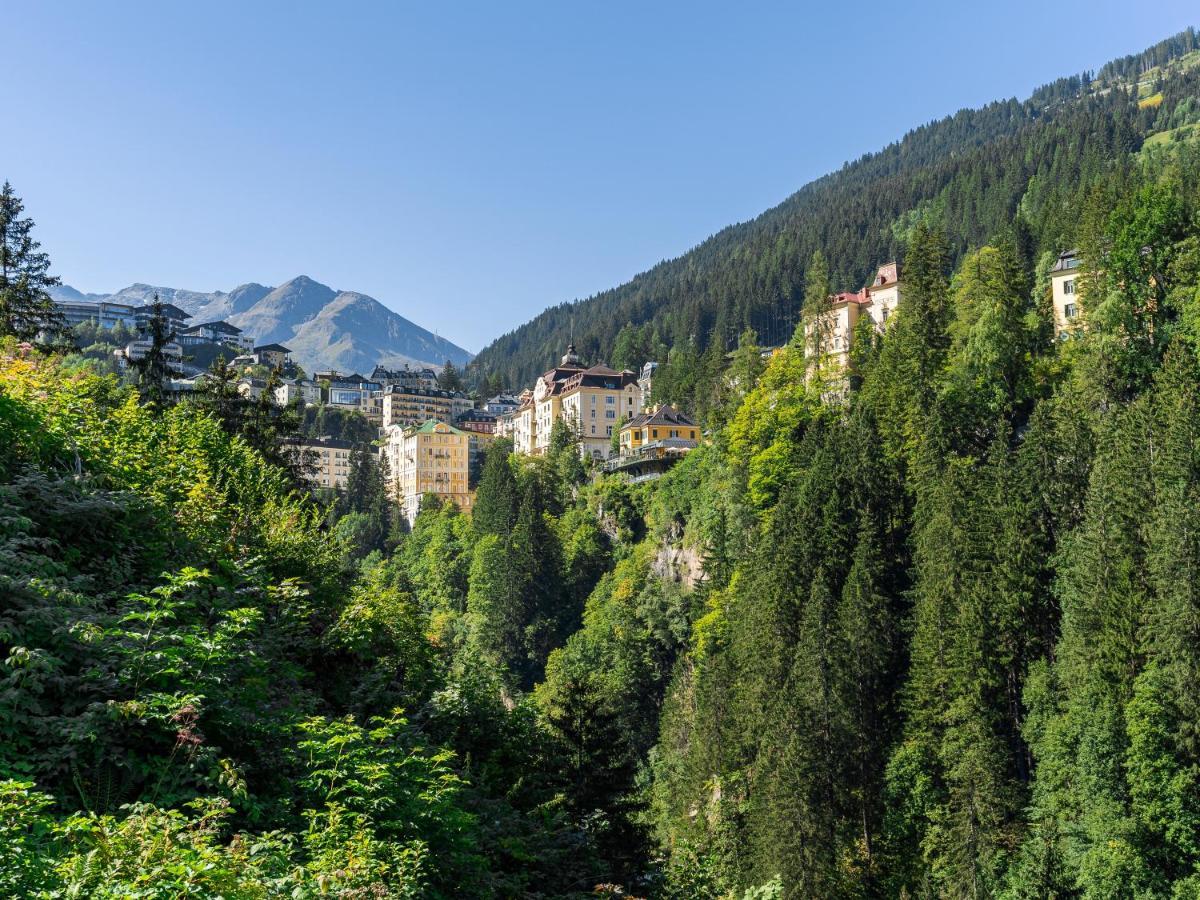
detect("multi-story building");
top-left (804, 262), bottom-right (903, 371)
top-left (382, 385), bottom-right (472, 429)
top-left (556, 365), bottom-right (642, 460)
top-left (455, 407), bottom-right (497, 436)
top-left (381, 420), bottom-right (473, 524)
top-left (638, 361), bottom-right (658, 410)
top-left (804, 290), bottom-right (869, 370)
top-left (55, 299), bottom-right (138, 330)
top-left (134, 303), bottom-right (192, 335)
top-left (323, 374), bottom-right (383, 416)
top-left (609, 404), bottom-right (700, 481)
top-left (177, 320), bottom-right (252, 351)
top-left (252, 343), bottom-right (292, 370)
top-left (282, 437), bottom-right (357, 490)
top-left (618, 404), bottom-right (699, 454)
top-left (483, 393), bottom-right (520, 415)
top-left (371, 364), bottom-right (440, 391)
top-left (508, 398), bottom-right (536, 454)
top-left (528, 345), bottom-right (641, 460)
top-left (1050, 250), bottom-right (1084, 337)
top-left (113, 337), bottom-right (184, 370)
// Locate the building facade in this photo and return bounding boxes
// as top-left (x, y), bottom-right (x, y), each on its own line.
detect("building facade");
top-left (804, 262), bottom-right (903, 371)
top-left (1050, 250), bottom-right (1084, 337)
top-left (283, 437), bottom-right (357, 490)
top-left (381, 420), bottom-right (474, 524)
top-left (382, 385), bottom-right (473, 430)
top-left (55, 299), bottom-right (138, 330)
top-left (525, 345), bottom-right (642, 460)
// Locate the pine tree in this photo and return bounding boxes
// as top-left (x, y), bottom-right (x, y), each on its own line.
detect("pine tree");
top-left (129, 293), bottom-right (177, 407)
top-left (439, 360), bottom-right (464, 391)
top-left (472, 440), bottom-right (520, 537)
top-left (0, 182), bottom-right (64, 340)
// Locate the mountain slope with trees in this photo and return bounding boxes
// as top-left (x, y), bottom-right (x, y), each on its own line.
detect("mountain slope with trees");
top-left (471, 28), bottom-right (1200, 399)
top-left (6, 25), bottom-right (1200, 900)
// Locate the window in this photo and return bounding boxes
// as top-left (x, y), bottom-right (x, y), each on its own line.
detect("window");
top-left (605, 410), bottom-right (615, 419)
top-left (1064, 279), bottom-right (1076, 295)
top-left (652, 429), bottom-right (659, 439)
top-left (591, 408), bottom-right (596, 418)
top-left (606, 396), bottom-right (614, 404)
top-left (1064, 303), bottom-right (1078, 320)
top-left (606, 426), bottom-right (613, 436)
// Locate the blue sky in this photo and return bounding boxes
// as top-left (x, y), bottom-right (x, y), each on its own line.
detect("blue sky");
top-left (4, 2), bottom-right (1195, 351)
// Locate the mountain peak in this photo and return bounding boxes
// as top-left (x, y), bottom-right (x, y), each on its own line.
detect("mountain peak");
top-left (51, 276), bottom-right (471, 374)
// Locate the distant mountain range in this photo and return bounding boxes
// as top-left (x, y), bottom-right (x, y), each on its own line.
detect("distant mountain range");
top-left (51, 277), bottom-right (473, 375)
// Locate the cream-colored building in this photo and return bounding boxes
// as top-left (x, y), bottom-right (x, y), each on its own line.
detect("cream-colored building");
top-left (381, 420), bottom-right (473, 524)
top-left (382, 386), bottom-right (473, 430)
top-left (556, 366), bottom-right (642, 460)
top-left (508, 398), bottom-right (536, 455)
top-left (804, 290), bottom-right (870, 370)
top-left (1049, 250), bottom-right (1084, 337)
top-left (805, 262), bottom-right (903, 371)
top-left (282, 437), bottom-right (356, 490)
top-left (526, 345), bottom-right (641, 460)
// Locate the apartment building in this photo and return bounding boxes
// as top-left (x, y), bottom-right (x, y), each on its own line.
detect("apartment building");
top-left (371, 364), bottom-right (440, 391)
top-left (527, 345), bottom-right (641, 460)
top-left (455, 407), bottom-right (497, 436)
top-left (804, 262), bottom-right (904, 370)
top-left (177, 320), bottom-right (252, 351)
top-left (381, 420), bottom-right (473, 524)
top-left (55, 299), bottom-right (138, 330)
top-left (282, 437), bottom-right (357, 490)
top-left (1050, 250), bottom-right (1084, 336)
top-left (382, 385), bottom-right (473, 429)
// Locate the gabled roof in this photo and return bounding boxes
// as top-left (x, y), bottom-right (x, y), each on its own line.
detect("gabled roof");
top-left (624, 404), bottom-right (697, 430)
top-left (254, 343), bottom-right (291, 353)
top-left (455, 408), bottom-right (496, 422)
top-left (830, 290), bottom-right (870, 306)
top-left (559, 364), bottom-right (639, 394)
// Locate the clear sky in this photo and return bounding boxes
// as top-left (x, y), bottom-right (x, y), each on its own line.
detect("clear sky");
top-left (4, 2), bottom-right (1195, 351)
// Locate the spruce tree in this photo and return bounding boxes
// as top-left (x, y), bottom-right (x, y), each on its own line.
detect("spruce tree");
top-left (129, 293), bottom-right (177, 406)
top-left (0, 181), bottom-right (64, 340)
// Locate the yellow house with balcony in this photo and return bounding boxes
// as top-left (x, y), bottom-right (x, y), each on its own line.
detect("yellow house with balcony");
top-left (618, 404), bottom-right (699, 454)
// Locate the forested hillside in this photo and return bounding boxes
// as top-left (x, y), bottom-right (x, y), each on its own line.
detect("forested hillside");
top-left (7, 25), bottom-right (1200, 900)
top-left (471, 28), bottom-right (1200, 399)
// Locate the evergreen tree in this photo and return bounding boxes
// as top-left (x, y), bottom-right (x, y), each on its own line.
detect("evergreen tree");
top-left (439, 360), bottom-right (464, 391)
top-left (472, 440), bottom-right (520, 537)
top-left (0, 181), bottom-right (64, 340)
top-left (129, 293), bottom-right (178, 407)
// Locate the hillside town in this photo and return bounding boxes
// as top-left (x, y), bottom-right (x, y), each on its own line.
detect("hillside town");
top-left (48, 250), bottom-right (1090, 524)
top-left (49, 293), bottom-right (702, 523)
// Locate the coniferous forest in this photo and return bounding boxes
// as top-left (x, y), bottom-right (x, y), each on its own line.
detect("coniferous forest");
top-left (5, 26), bottom-right (1200, 900)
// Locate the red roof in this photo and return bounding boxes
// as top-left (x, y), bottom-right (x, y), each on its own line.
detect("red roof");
top-left (831, 290), bottom-right (869, 305)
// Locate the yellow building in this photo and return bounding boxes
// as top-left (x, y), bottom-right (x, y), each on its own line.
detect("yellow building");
top-left (381, 420), bottom-right (473, 524)
top-left (618, 404), bottom-right (699, 454)
top-left (1049, 250), bottom-right (1084, 337)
